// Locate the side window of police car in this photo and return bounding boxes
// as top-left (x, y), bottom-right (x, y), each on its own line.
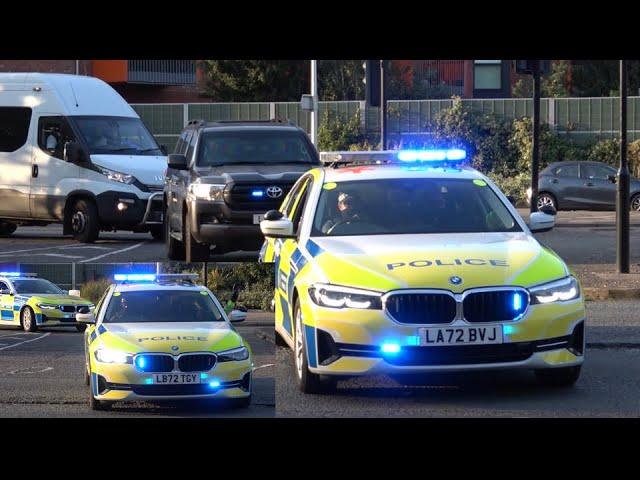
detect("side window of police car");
top-left (289, 177), bottom-right (312, 237)
top-left (38, 116), bottom-right (76, 161)
top-left (0, 281), bottom-right (10, 295)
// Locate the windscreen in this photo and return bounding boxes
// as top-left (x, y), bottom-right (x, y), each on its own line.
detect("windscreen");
top-left (103, 290), bottom-right (224, 323)
top-left (312, 177), bottom-right (521, 237)
top-left (197, 130), bottom-right (315, 166)
top-left (12, 279), bottom-right (64, 295)
top-left (72, 116), bottom-right (162, 155)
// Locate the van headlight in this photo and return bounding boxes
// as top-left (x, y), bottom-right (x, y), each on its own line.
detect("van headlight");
top-left (308, 283), bottom-right (383, 309)
top-left (216, 346), bottom-right (249, 362)
top-left (529, 276), bottom-right (580, 304)
top-left (95, 348), bottom-right (133, 364)
top-left (189, 183), bottom-right (225, 202)
top-left (96, 165), bottom-right (137, 185)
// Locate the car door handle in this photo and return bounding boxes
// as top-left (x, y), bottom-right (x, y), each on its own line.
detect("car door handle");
top-left (32, 164), bottom-right (38, 178)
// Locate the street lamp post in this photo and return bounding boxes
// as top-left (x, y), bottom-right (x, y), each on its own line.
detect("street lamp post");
top-left (530, 62), bottom-right (541, 214)
top-left (380, 60), bottom-right (387, 150)
top-left (310, 60), bottom-right (318, 147)
top-left (617, 59), bottom-right (630, 273)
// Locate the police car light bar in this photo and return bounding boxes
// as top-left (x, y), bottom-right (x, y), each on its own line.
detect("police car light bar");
top-left (320, 149), bottom-right (467, 168)
top-left (397, 148), bottom-right (466, 162)
top-left (113, 274), bottom-right (156, 282)
top-left (0, 272), bottom-right (38, 277)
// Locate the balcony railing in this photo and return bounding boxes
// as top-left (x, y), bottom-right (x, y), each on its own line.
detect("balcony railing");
top-left (128, 60), bottom-right (196, 85)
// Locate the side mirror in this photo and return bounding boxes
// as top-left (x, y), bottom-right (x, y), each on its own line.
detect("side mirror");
top-left (260, 211), bottom-right (295, 239)
top-left (76, 312), bottom-right (96, 324)
top-left (64, 141), bottom-right (88, 164)
top-left (167, 153), bottom-right (188, 170)
top-left (229, 309), bottom-right (247, 323)
top-left (607, 174), bottom-right (617, 183)
top-left (529, 211), bottom-right (555, 233)
top-left (160, 144), bottom-right (168, 155)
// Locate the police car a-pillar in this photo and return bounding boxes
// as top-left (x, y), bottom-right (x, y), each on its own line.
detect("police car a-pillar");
top-left (259, 148), bottom-right (584, 394)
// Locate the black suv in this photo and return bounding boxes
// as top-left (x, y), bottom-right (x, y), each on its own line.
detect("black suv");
top-left (164, 119), bottom-right (320, 261)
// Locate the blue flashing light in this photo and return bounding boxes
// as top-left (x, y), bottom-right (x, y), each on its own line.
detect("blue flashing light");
top-left (145, 378), bottom-right (153, 385)
top-left (251, 190), bottom-right (264, 198)
top-left (381, 342), bottom-right (401, 354)
top-left (512, 292), bottom-right (523, 311)
top-left (114, 274), bottom-right (156, 282)
top-left (0, 272), bottom-right (21, 277)
top-left (397, 148), bottom-right (467, 162)
top-left (503, 325), bottom-right (515, 335)
top-left (407, 336), bottom-right (420, 346)
top-left (200, 373), bottom-right (209, 380)
top-left (135, 357), bottom-right (146, 369)
top-left (208, 380), bottom-right (221, 388)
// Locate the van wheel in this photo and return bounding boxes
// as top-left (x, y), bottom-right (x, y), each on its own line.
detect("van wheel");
top-left (70, 199), bottom-right (99, 243)
top-left (184, 211), bottom-right (209, 263)
top-left (21, 307), bottom-right (37, 332)
top-left (0, 221), bottom-right (17, 237)
top-left (165, 212), bottom-right (185, 261)
top-left (149, 225), bottom-right (163, 241)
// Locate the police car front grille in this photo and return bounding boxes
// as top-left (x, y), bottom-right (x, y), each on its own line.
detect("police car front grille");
top-left (136, 354), bottom-right (174, 373)
top-left (224, 183), bottom-right (293, 211)
top-left (385, 293), bottom-right (457, 324)
top-left (463, 290), bottom-right (529, 323)
top-left (178, 354), bottom-right (216, 372)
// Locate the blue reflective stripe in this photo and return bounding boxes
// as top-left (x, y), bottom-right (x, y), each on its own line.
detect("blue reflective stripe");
top-left (89, 331), bottom-right (97, 344)
top-left (91, 373), bottom-right (99, 397)
top-left (1, 310), bottom-right (15, 320)
top-left (13, 305), bottom-right (20, 312)
top-left (305, 240), bottom-right (323, 258)
top-left (304, 325), bottom-right (317, 368)
top-left (97, 325), bottom-right (107, 335)
top-left (279, 295), bottom-right (292, 335)
top-left (35, 313), bottom-right (42, 325)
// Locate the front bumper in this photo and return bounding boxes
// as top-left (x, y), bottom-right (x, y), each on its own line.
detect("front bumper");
top-left (188, 199), bottom-right (264, 250)
top-left (91, 357), bottom-right (252, 402)
top-left (96, 191), bottom-right (163, 230)
top-left (297, 289), bottom-right (586, 376)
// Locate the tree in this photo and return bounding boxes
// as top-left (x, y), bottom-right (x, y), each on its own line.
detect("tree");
top-left (570, 60), bottom-right (640, 96)
top-left (317, 60), bottom-right (364, 101)
top-left (199, 60), bottom-right (307, 101)
top-left (512, 60), bottom-right (571, 98)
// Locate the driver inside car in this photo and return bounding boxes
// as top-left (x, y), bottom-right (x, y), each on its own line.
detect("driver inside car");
top-left (321, 191), bottom-right (365, 234)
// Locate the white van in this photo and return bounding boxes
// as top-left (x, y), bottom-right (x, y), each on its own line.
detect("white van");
top-left (0, 73), bottom-right (167, 242)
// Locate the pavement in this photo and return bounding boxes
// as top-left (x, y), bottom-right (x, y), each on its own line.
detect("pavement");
top-left (276, 299), bottom-right (640, 417)
top-left (0, 311), bottom-right (274, 417)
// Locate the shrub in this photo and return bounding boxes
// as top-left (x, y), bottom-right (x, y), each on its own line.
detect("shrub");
top-left (318, 110), bottom-right (369, 151)
top-left (487, 172), bottom-right (531, 206)
top-left (80, 278), bottom-right (111, 304)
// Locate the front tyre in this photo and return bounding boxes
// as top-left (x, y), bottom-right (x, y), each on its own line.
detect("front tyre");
top-left (0, 221), bottom-right (17, 237)
top-left (631, 193), bottom-right (640, 212)
top-left (184, 210), bottom-right (209, 263)
top-left (534, 365), bottom-right (581, 387)
top-left (293, 299), bottom-right (336, 394)
top-left (536, 192), bottom-right (557, 211)
top-left (70, 199), bottom-right (99, 243)
top-left (21, 307), bottom-right (37, 332)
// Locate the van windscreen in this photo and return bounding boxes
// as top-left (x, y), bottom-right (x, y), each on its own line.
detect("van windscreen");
top-left (72, 116), bottom-right (162, 156)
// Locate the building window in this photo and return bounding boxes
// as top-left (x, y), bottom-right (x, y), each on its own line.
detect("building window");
top-left (474, 60), bottom-right (502, 90)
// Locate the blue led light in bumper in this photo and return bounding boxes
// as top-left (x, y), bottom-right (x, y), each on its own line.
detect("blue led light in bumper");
top-left (511, 292), bottom-right (527, 317)
top-left (209, 380), bottom-right (221, 388)
top-left (145, 378), bottom-right (153, 385)
top-left (251, 190), bottom-right (264, 197)
top-left (397, 149), bottom-right (467, 162)
top-left (114, 274), bottom-right (156, 282)
top-left (503, 325), bottom-right (515, 335)
top-left (200, 373), bottom-right (209, 380)
top-left (381, 343), bottom-right (401, 354)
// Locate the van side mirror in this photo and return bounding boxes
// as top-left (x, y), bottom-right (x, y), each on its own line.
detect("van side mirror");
top-left (64, 141), bottom-right (88, 164)
top-left (167, 154), bottom-right (188, 170)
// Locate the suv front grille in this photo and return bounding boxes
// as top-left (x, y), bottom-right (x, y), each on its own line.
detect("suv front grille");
top-left (224, 183), bottom-right (294, 211)
top-left (385, 292), bottom-right (457, 324)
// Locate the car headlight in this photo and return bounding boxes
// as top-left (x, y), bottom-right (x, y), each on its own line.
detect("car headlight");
top-left (96, 165), bottom-right (137, 185)
top-left (94, 348), bottom-right (133, 364)
top-left (216, 346), bottom-right (249, 362)
top-left (308, 283), bottom-right (383, 309)
top-left (529, 276), bottom-right (580, 304)
top-left (37, 304), bottom-right (59, 310)
top-left (189, 183), bottom-right (225, 201)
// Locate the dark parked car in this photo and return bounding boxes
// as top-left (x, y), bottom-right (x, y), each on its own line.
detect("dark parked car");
top-left (164, 119), bottom-right (321, 262)
top-left (527, 161), bottom-right (640, 211)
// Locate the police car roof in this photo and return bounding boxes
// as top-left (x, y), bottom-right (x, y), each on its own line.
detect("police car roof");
top-left (113, 282), bottom-right (207, 293)
top-left (320, 164), bottom-right (485, 183)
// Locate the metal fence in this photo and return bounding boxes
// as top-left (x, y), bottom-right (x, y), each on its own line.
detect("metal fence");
top-left (18, 263), bottom-right (157, 290)
top-left (133, 97), bottom-right (640, 152)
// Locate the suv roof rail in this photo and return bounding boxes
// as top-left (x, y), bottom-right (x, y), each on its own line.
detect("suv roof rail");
top-left (189, 118), bottom-right (297, 128)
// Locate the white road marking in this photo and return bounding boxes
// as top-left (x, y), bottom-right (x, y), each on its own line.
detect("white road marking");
top-left (32, 253), bottom-right (85, 259)
top-left (0, 244), bottom-right (84, 256)
top-left (0, 333), bottom-right (50, 351)
top-left (252, 363), bottom-right (274, 372)
top-left (8, 366), bottom-right (53, 375)
top-left (79, 241), bottom-right (148, 263)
